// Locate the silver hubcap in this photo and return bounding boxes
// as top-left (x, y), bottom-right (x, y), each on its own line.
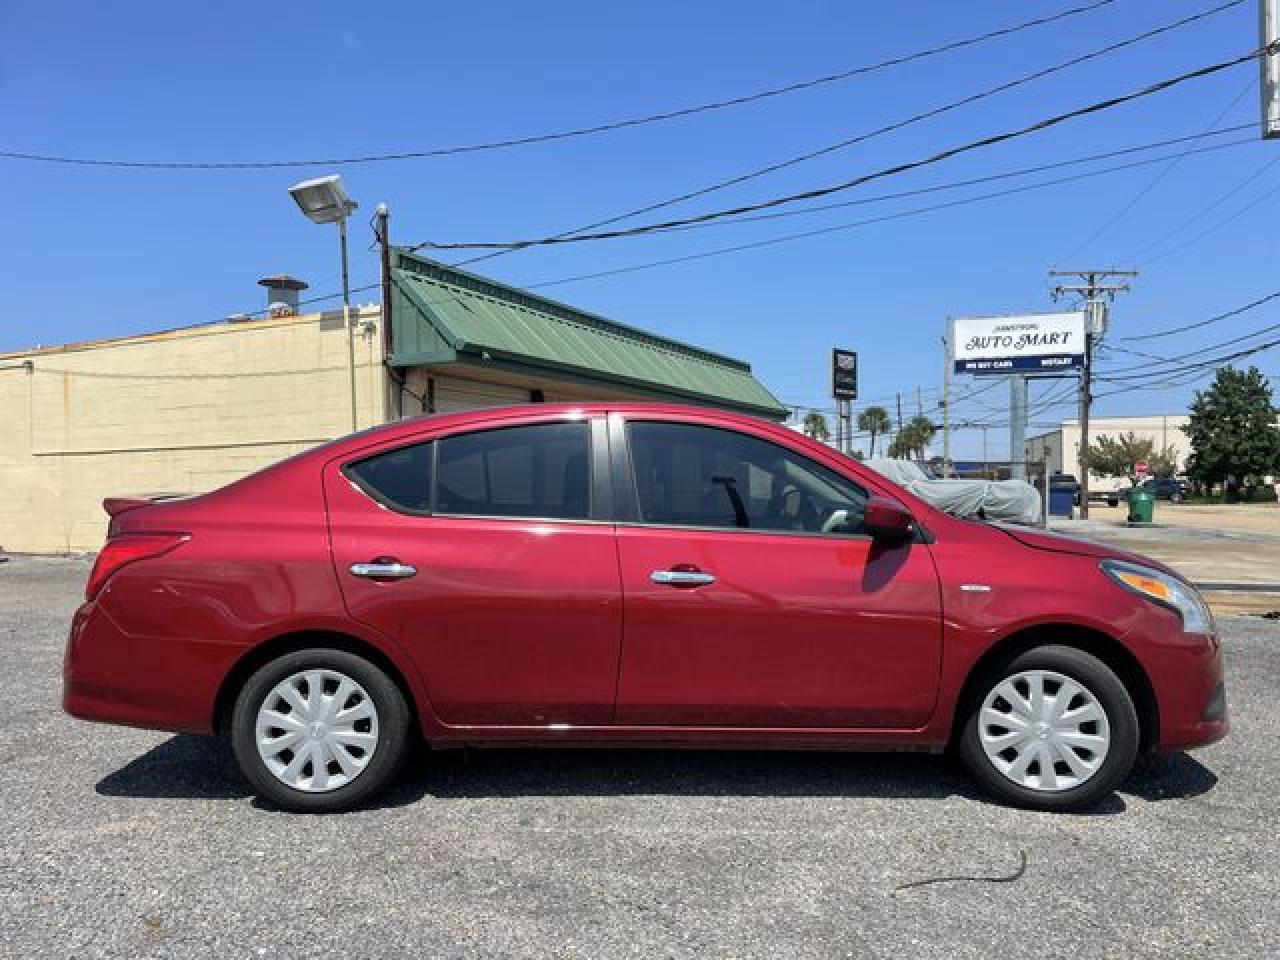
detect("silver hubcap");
top-left (979, 669), bottom-right (1111, 793)
top-left (255, 669), bottom-right (379, 793)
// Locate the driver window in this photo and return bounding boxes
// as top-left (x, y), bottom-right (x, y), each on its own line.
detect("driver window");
top-left (627, 421), bottom-right (868, 535)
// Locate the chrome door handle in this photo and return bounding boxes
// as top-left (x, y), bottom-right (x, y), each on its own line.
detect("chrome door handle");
top-left (650, 570), bottom-right (716, 587)
top-left (350, 562), bottom-right (417, 579)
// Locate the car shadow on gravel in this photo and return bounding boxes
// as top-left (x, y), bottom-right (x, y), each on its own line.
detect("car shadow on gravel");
top-left (95, 736), bottom-right (1219, 814)
top-left (96, 735), bottom-right (251, 801)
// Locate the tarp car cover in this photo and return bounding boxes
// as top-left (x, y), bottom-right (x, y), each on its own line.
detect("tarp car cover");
top-left (866, 459), bottom-right (1042, 525)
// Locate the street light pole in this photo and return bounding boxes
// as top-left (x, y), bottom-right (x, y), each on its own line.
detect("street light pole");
top-left (288, 175), bottom-right (360, 435)
top-left (339, 216), bottom-right (357, 433)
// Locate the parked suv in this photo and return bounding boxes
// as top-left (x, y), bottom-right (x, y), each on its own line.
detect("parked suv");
top-left (1140, 477), bottom-right (1190, 502)
top-left (64, 404), bottom-right (1226, 813)
top-left (1106, 477), bottom-right (1190, 507)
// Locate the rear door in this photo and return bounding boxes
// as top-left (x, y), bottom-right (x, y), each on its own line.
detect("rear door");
top-left (324, 414), bottom-right (622, 726)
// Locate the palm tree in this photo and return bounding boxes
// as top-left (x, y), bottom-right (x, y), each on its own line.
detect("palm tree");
top-left (857, 406), bottom-right (891, 458)
top-left (906, 415), bottom-right (938, 458)
top-left (801, 411), bottom-right (830, 442)
top-left (887, 427), bottom-right (916, 459)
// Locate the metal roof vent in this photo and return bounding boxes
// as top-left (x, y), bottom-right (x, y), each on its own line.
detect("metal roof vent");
top-left (257, 274), bottom-right (309, 317)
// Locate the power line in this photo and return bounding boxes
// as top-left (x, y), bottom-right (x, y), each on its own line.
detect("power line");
top-left (1122, 154), bottom-right (1280, 262)
top-left (1095, 336), bottom-right (1280, 396)
top-left (1114, 289), bottom-right (1280, 341)
top-left (457, 0), bottom-right (1238, 267)
top-left (629, 125), bottom-right (1254, 235)
top-left (519, 135), bottom-right (1252, 290)
top-left (1055, 72), bottom-right (1253, 263)
top-left (0, 1), bottom-right (1121, 172)
top-left (1137, 176), bottom-right (1280, 268)
top-left (1099, 318), bottom-right (1280, 378)
top-left (411, 44), bottom-right (1271, 252)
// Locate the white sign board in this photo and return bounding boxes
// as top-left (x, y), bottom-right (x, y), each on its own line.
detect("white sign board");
top-left (952, 311), bottom-right (1086, 376)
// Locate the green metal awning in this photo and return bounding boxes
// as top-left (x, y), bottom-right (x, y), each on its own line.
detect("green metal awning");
top-left (388, 251), bottom-right (786, 419)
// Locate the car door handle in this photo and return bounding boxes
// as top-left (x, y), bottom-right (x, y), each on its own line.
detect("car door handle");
top-left (650, 570), bottom-right (716, 587)
top-left (350, 561), bottom-right (417, 580)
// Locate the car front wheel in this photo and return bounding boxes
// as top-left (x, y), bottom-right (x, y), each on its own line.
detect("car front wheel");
top-left (231, 648), bottom-right (412, 812)
top-left (958, 645), bottom-right (1139, 811)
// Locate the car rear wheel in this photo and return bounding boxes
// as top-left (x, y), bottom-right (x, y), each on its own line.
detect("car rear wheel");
top-left (958, 645), bottom-right (1139, 811)
top-left (231, 648), bottom-right (411, 813)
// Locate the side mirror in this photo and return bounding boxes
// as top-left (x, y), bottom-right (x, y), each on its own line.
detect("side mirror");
top-left (864, 496), bottom-right (915, 542)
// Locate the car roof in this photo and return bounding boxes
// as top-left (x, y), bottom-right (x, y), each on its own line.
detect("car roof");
top-left (337, 402), bottom-right (777, 450)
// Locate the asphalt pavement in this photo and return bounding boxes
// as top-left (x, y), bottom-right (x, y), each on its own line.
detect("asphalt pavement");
top-left (2, 555), bottom-right (1276, 959)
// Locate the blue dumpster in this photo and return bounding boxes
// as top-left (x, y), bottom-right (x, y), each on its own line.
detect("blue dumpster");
top-left (1048, 484), bottom-right (1075, 517)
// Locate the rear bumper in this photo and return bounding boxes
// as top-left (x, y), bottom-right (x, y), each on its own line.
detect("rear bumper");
top-left (62, 601), bottom-right (239, 735)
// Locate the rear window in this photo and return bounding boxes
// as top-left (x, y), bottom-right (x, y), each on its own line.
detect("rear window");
top-left (346, 442), bottom-right (433, 513)
top-left (436, 422), bottom-right (589, 519)
top-left (345, 421), bottom-right (590, 521)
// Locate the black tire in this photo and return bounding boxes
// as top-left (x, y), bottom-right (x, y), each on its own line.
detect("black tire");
top-left (231, 648), bottom-right (412, 813)
top-left (957, 645), bottom-right (1140, 812)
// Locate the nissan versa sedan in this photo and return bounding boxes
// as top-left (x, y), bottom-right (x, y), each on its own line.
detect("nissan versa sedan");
top-left (63, 403), bottom-right (1227, 813)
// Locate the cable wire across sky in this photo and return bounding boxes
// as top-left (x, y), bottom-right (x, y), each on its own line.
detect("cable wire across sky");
top-left (0, 1), bottom-right (1123, 171)
top-left (409, 43), bottom-right (1275, 253)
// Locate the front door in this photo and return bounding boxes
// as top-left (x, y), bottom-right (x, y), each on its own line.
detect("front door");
top-left (325, 415), bottom-right (621, 726)
top-left (613, 418), bottom-right (942, 728)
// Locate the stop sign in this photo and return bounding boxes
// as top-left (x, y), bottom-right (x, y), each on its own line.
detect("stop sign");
top-left (1135, 460), bottom-right (1149, 477)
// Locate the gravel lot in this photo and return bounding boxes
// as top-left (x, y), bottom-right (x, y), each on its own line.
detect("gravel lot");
top-left (3, 555), bottom-right (1276, 959)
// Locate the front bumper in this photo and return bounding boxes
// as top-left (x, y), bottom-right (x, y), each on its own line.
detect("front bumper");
top-left (1143, 627), bottom-right (1229, 751)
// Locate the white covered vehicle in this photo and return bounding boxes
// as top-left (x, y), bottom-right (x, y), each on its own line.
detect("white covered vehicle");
top-left (865, 459), bottom-right (1042, 525)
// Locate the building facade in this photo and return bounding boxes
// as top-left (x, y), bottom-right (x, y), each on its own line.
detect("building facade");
top-left (1025, 414), bottom-right (1192, 488)
top-left (0, 253), bottom-right (784, 553)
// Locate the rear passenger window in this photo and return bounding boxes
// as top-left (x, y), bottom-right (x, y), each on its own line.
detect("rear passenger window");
top-left (435, 422), bottom-right (590, 520)
top-left (346, 442), bottom-right (433, 512)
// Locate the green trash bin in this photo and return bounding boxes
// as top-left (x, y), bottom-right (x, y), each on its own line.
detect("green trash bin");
top-left (1127, 488), bottom-right (1155, 524)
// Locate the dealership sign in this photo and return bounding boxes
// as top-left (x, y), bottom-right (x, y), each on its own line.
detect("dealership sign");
top-left (831, 348), bottom-right (858, 399)
top-left (952, 311), bottom-right (1086, 376)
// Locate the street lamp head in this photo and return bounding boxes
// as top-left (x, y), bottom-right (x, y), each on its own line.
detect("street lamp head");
top-left (288, 175), bottom-right (358, 225)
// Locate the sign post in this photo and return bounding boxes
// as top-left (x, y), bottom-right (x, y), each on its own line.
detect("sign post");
top-left (831, 348), bottom-right (858, 455)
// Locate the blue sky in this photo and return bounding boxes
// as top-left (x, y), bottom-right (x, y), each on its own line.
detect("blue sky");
top-left (3, 0), bottom-right (1277, 457)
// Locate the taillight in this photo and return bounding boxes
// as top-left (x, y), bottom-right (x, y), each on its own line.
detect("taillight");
top-left (85, 533), bottom-right (190, 600)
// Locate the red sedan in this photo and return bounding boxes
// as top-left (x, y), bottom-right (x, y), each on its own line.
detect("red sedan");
top-left (64, 404), bottom-right (1226, 812)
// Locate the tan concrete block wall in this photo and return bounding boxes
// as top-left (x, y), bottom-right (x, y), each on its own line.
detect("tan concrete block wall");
top-left (0, 308), bottom-right (385, 554)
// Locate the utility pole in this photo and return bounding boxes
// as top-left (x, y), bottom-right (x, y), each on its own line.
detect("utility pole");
top-left (941, 333), bottom-right (952, 475)
top-left (896, 393), bottom-right (903, 432)
top-left (1050, 269), bottom-right (1136, 518)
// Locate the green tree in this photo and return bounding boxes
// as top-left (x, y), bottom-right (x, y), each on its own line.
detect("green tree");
top-left (857, 406), bottom-right (892, 458)
top-left (887, 416), bottom-right (938, 460)
top-left (1085, 432), bottom-right (1180, 485)
top-left (801, 411), bottom-right (830, 442)
top-left (887, 431), bottom-right (913, 459)
top-left (907, 415), bottom-right (938, 458)
top-left (1182, 365), bottom-right (1280, 497)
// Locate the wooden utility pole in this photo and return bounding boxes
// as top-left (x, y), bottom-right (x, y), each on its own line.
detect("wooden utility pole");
top-left (1049, 269), bottom-right (1136, 518)
top-left (941, 334), bottom-right (952, 475)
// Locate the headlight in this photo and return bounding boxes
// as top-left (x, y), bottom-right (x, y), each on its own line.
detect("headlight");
top-left (1101, 559), bottom-right (1214, 634)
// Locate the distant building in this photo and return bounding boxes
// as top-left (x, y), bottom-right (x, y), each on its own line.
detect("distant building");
top-left (0, 252), bottom-right (784, 553)
top-left (1025, 414), bottom-right (1191, 488)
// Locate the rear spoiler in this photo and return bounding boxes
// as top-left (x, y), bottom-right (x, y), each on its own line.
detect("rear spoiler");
top-left (103, 493), bottom-right (192, 517)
